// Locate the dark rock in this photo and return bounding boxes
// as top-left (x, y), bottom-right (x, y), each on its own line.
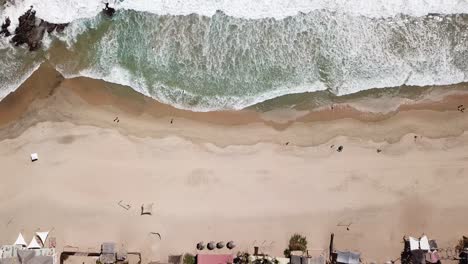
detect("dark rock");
top-left (0, 17), bottom-right (11, 36)
top-left (10, 7), bottom-right (68, 51)
top-left (1, 17), bottom-right (10, 29)
top-left (103, 3), bottom-right (116, 17)
top-left (12, 7), bottom-right (42, 50)
top-left (55, 23), bottom-right (68, 33)
top-left (46, 22), bottom-right (57, 33)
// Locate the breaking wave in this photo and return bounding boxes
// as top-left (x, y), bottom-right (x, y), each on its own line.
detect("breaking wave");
top-left (1, 0), bottom-right (468, 111)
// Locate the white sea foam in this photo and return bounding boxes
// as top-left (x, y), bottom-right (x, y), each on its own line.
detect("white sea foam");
top-left (2, 0), bottom-right (468, 111)
top-left (0, 62), bottom-right (42, 100)
top-left (60, 64), bottom-right (329, 111)
top-left (2, 0), bottom-right (468, 26)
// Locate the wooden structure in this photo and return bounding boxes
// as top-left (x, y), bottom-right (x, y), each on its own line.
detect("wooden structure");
top-left (458, 236), bottom-right (468, 264)
top-left (328, 233), bottom-right (361, 264)
top-left (60, 242), bottom-right (141, 264)
top-left (401, 235), bottom-right (440, 264)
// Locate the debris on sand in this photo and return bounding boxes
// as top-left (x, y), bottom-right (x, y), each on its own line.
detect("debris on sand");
top-left (458, 104), bottom-right (465, 113)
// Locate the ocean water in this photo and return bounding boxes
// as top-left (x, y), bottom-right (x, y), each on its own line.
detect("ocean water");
top-left (1, 0), bottom-right (468, 111)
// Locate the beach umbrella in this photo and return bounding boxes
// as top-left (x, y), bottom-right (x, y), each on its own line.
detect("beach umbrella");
top-left (216, 242), bottom-right (225, 249)
top-left (227, 241), bottom-right (236, 250)
top-left (197, 242), bottom-right (205, 250)
top-left (207, 241), bottom-right (215, 250)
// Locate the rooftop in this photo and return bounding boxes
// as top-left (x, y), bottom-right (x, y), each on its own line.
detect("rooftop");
top-left (196, 254), bottom-right (234, 264)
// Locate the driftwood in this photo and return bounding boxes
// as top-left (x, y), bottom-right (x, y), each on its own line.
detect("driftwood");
top-left (118, 200), bottom-right (131, 210)
top-left (149, 232), bottom-right (161, 240)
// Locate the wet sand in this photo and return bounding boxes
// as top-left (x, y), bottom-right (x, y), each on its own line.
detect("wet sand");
top-left (0, 63), bottom-right (468, 263)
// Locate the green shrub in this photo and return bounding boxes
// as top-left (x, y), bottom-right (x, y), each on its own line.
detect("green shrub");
top-left (183, 253), bottom-right (195, 264)
top-left (284, 233), bottom-right (307, 257)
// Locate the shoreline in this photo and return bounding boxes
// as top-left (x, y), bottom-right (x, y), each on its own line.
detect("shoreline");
top-left (1, 63), bottom-right (468, 145)
top-left (1, 63), bottom-right (468, 262)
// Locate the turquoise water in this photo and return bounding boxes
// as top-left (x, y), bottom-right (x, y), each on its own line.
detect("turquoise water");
top-left (1, 9), bottom-right (468, 111)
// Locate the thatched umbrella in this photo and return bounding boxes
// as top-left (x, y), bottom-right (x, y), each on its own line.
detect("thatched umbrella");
top-left (207, 241), bottom-right (215, 250)
top-left (216, 242), bottom-right (225, 249)
top-left (197, 242), bottom-right (205, 250)
top-left (227, 241), bottom-right (236, 250)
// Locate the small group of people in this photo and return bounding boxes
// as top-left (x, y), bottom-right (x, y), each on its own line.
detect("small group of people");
top-left (458, 104), bottom-right (465, 113)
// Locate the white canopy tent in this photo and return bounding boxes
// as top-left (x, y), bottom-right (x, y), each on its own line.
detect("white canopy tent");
top-left (409, 237), bottom-right (419, 251)
top-left (420, 236), bottom-right (430, 251)
top-left (27, 237), bottom-right (42, 249)
top-left (408, 235), bottom-right (431, 251)
top-left (36, 231), bottom-right (49, 245)
top-left (14, 233), bottom-right (27, 247)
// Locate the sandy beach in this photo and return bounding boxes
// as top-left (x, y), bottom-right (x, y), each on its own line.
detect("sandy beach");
top-left (1, 63), bottom-right (468, 263)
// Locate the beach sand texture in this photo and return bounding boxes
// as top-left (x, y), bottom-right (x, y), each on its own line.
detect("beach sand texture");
top-left (0, 64), bottom-right (468, 263)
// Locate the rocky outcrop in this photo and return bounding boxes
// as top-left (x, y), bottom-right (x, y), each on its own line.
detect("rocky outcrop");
top-left (9, 7), bottom-right (68, 51)
top-left (0, 17), bottom-right (11, 37)
top-left (3, 2), bottom-right (112, 51)
top-left (103, 3), bottom-right (116, 17)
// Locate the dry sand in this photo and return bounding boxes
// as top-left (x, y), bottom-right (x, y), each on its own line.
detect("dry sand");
top-left (1, 64), bottom-right (468, 263)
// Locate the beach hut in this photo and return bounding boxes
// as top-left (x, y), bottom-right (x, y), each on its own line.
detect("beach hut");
top-left (227, 241), bottom-right (236, 250)
top-left (291, 254), bottom-right (326, 264)
top-left (14, 233), bottom-right (27, 247)
top-left (168, 255), bottom-right (183, 264)
top-left (401, 235), bottom-right (440, 264)
top-left (217, 242), bottom-right (225, 249)
top-left (27, 237), bottom-right (41, 249)
top-left (207, 242), bottom-right (215, 250)
top-left (17, 249), bottom-right (36, 263)
top-left (335, 251), bottom-right (360, 264)
top-left (30, 153), bottom-right (38, 162)
top-left (328, 233), bottom-right (360, 264)
top-left (196, 254), bottom-right (234, 264)
top-left (100, 242), bottom-right (117, 264)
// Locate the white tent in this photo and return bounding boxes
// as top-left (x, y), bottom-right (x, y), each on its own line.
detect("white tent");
top-left (408, 235), bottom-right (431, 251)
top-left (27, 237), bottom-right (41, 249)
top-left (420, 235), bottom-right (430, 251)
top-left (36, 231), bottom-right (49, 245)
top-left (14, 233), bottom-right (27, 247)
top-left (409, 237), bottom-right (419, 251)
